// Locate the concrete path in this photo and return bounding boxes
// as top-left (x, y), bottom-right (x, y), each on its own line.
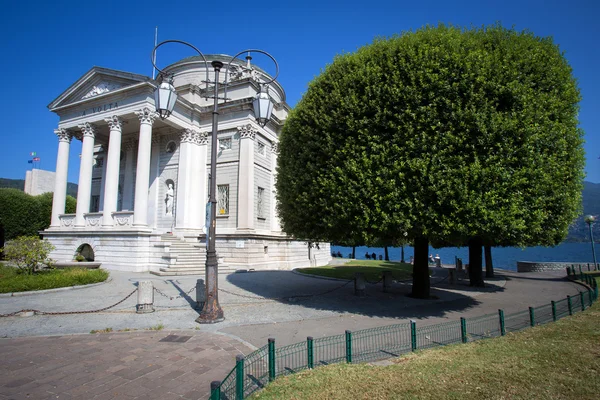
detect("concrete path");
top-left (0, 266), bottom-right (585, 399)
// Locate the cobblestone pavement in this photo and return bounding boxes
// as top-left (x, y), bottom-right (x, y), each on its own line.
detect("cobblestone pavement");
top-left (0, 330), bottom-right (252, 400)
top-left (0, 267), bottom-right (585, 399)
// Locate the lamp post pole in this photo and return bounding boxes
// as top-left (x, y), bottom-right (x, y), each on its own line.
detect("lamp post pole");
top-left (585, 215), bottom-right (597, 268)
top-left (151, 41), bottom-right (279, 324)
top-left (198, 61), bottom-right (225, 323)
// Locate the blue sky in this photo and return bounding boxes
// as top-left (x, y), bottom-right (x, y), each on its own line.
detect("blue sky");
top-left (1, 0), bottom-right (598, 184)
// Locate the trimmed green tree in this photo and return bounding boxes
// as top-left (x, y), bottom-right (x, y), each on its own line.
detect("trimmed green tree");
top-left (276, 24), bottom-right (584, 297)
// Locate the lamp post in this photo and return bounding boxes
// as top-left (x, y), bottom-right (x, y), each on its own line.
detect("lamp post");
top-left (584, 215), bottom-right (597, 268)
top-left (151, 40), bottom-right (279, 323)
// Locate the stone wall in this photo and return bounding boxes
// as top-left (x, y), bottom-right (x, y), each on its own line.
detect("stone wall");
top-left (24, 169), bottom-right (56, 196)
top-left (517, 261), bottom-right (591, 273)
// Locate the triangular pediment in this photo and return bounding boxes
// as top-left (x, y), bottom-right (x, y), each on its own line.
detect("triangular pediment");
top-left (48, 67), bottom-right (152, 110)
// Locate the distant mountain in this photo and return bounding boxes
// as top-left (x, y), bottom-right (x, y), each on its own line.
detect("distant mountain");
top-left (0, 177), bottom-right (78, 198)
top-left (566, 181), bottom-right (600, 242)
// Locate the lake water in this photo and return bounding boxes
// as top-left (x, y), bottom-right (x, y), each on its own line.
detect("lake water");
top-left (330, 242), bottom-right (598, 271)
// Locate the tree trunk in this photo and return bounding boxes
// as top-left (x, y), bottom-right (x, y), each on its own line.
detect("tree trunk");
top-left (411, 237), bottom-right (430, 298)
top-left (485, 245), bottom-right (494, 278)
top-left (352, 246), bottom-right (356, 259)
top-left (384, 246), bottom-right (389, 261)
top-left (468, 237), bottom-right (485, 287)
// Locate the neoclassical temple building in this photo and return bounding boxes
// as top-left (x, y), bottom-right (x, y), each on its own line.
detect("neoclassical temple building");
top-left (44, 55), bottom-right (331, 273)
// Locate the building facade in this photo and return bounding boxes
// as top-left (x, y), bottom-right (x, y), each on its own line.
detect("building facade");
top-left (44, 56), bottom-right (331, 274)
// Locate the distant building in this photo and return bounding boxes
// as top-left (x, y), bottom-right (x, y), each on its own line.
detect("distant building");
top-left (24, 169), bottom-right (56, 196)
top-left (43, 56), bottom-right (331, 274)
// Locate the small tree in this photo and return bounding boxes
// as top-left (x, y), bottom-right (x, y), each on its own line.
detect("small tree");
top-left (1, 236), bottom-right (55, 274)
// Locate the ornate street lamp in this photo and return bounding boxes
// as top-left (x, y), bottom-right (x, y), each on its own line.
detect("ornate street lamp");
top-left (584, 215), bottom-right (597, 268)
top-left (151, 40), bottom-right (279, 323)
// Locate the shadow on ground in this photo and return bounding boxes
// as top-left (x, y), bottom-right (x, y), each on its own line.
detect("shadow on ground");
top-left (224, 270), bottom-right (507, 321)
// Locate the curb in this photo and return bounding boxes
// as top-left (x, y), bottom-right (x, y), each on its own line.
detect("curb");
top-left (0, 277), bottom-right (112, 298)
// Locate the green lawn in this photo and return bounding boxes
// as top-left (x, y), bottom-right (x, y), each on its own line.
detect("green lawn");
top-left (296, 260), bottom-right (413, 281)
top-left (0, 263), bottom-right (109, 293)
top-left (251, 304), bottom-right (600, 400)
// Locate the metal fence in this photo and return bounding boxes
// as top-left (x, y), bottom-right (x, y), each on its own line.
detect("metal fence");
top-left (209, 273), bottom-right (599, 400)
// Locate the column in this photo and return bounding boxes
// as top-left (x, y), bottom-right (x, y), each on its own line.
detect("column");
top-left (121, 139), bottom-right (137, 210)
top-left (237, 124), bottom-right (256, 230)
top-left (50, 128), bottom-right (72, 227)
top-left (102, 116), bottom-right (124, 227)
top-left (133, 108), bottom-right (157, 227)
top-left (270, 142), bottom-right (282, 232)
top-left (74, 122), bottom-right (96, 227)
top-left (176, 128), bottom-right (208, 230)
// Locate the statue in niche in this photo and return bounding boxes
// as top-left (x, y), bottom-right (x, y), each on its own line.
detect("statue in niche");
top-left (165, 181), bottom-right (174, 216)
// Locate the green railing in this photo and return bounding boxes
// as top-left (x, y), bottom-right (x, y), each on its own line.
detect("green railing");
top-left (209, 274), bottom-right (598, 400)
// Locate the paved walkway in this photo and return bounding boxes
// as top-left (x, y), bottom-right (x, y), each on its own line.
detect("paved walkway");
top-left (0, 266), bottom-right (585, 399)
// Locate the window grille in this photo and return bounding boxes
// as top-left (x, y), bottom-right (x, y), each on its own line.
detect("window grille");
top-left (257, 187), bottom-right (265, 218)
top-left (217, 184), bottom-right (229, 215)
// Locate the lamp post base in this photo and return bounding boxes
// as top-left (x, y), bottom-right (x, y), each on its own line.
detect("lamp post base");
top-left (195, 314), bottom-right (225, 324)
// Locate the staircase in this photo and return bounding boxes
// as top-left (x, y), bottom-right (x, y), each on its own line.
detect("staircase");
top-left (151, 234), bottom-right (236, 276)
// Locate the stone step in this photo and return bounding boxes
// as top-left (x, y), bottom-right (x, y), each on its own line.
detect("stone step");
top-left (150, 265), bottom-right (237, 276)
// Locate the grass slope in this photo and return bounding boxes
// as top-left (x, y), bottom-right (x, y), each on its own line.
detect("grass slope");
top-left (296, 260), bottom-right (413, 281)
top-left (252, 305), bottom-right (600, 400)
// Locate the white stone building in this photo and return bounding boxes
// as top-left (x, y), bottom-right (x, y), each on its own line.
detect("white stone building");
top-left (44, 55), bottom-right (331, 273)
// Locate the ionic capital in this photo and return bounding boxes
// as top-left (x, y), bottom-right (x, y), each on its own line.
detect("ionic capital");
top-left (179, 128), bottom-right (208, 145)
top-left (105, 115), bottom-right (124, 132)
top-left (54, 128), bottom-right (72, 143)
top-left (78, 122), bottom-right (96, 139)
top-left (135, 107), bottom-right (158, 125)
top-left (238, 124), bottom-right (257, 140)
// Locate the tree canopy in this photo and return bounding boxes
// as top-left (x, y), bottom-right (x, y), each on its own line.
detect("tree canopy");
top-left (276, 24), bottom-right (584, 296)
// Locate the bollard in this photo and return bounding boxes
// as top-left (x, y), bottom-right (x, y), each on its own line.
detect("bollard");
top-left (268, 338), bottom-right (276, 382)
top-left (210, 381), bottom-right (221, 400)
top-left (354, 273), bottom-right (366, 297)
top-left (196, 278), bottom-right (206, 310)
top-left (566, 267), bottom-right (571, 277)
top-left (457, 258), bottom-right (463, 272)
top-left (460, 317), bottom-right (467, 343)
top-left (588, 263), bottom-right (591, 272)
top-left (307, 336), bottom-right (314, 369)
top-left (382, 271), bottom-right (393, 293)
top-left (235, 354), bottom-right (245, 400)
top-left (449, 268), bottom-right (456, 284)
top-left (499, 309), bottom-right (506, 336)
top-left (136, 281), bottom-right (155, 313)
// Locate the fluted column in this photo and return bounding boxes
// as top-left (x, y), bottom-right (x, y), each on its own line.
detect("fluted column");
top-left (74, 123), bottom-right (96, 227)
top-left (270, 142), bottom-right (282, 232)
top-left (102, 116), bottom-right (124, 227)
top-left (237, 124), bottom-right (256, 230)
top-left (50, 128), bottom-right (72, 228)
top-left (176, 128), bottom-right (208, 230)
top-left (133, 108), bottom-right (157, 227)
top-left (121, 139), bottom-right (137, 210)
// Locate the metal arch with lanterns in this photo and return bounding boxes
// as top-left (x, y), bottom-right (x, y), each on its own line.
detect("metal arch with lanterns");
top-left (151, 40), bottom-right (279, 324)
